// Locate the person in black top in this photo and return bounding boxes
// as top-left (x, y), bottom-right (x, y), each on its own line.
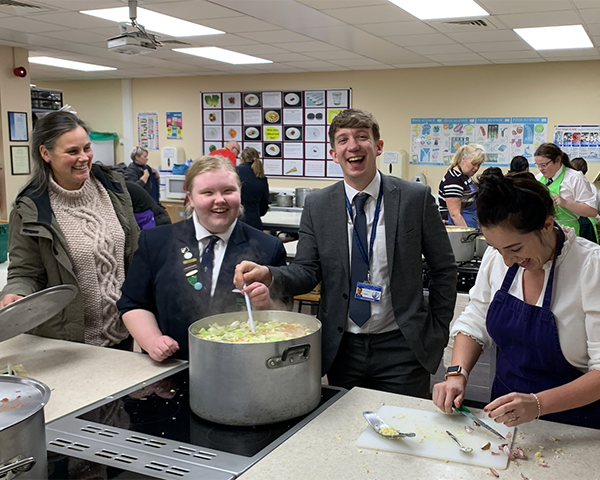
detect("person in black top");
top-left (236, 147), bottom-right (269, 230)
top-left (125, 146), bottom-right (160, 203)
top-left (508, 155), bottom-right (529, 174)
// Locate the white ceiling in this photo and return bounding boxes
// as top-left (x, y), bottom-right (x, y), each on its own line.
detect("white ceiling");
top-left (1, 0), bottom-right (600, 81)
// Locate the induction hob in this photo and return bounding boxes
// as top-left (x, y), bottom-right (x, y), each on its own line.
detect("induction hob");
top-left (46, 364), bottom-right (346, 479)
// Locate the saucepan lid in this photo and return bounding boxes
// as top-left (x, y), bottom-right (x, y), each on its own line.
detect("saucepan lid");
top-left (0, 284), bottom-right (77, 343)
top-left (0, 375), bottom-right (51, 430)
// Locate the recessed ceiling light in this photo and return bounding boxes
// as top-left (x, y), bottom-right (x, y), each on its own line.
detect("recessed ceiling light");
top-left (514, 25), bottom-right (593, 50)
top-left (29, 57), bottom-right (116, 72)
top-left (80, 7), bottom-right (224, 37)
top-left (388, 0), bottom-right (488, 20)
top-left (173, 47), bottom-right (272, 65)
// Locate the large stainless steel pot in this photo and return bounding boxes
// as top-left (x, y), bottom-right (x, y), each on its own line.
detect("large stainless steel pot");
top-left (445, 226), bottom-right (477, 262)
top-left (295, 188), bottom-right (316, 208)
top-left (475, 235), bottom-right (489, 258)
top-left (276, 193), bottom-right (294, 207)
top-left (189, 310), bottom-right (321, 426)
top-left (0, 375), bottom-right (51, 480)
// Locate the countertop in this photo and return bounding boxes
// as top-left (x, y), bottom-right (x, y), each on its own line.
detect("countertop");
top-left (238, 386), bottom-right (600, 480)
top-left (262, 209), bottom-right (302, 231)
top-left (0, 334), bottom-right (184, 422)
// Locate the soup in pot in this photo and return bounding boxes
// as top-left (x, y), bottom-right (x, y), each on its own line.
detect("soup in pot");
top-left (194, 320), bottom-right (313, 343)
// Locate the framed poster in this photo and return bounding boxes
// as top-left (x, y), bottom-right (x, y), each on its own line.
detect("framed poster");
top-left (201, 88), bottom-right (352, 179)
top-left (8, 111), bottom-right (28, 142)
top-left (11, 145), bottom-right (30, 175)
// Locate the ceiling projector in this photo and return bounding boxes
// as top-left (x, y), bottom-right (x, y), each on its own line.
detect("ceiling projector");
top-left (107, 35), bottom-right (157, 55)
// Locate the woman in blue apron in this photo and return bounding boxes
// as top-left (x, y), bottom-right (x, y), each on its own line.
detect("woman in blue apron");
top-left (433, 171), bottom-right (600, 429)
top-left (534, 144), bottom-right (598, 243)
top-left (438, 143), bottom-right (486, 229)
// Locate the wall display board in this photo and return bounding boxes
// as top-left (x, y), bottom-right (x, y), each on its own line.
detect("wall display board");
top-left (410, 117), bottom-right (548, 166)
top-left (137, 112), bottom-right (159, 150)
top-left (553, 125), bottom-right (600, 161)
top-left (201, 89), bottom-right (351, 178)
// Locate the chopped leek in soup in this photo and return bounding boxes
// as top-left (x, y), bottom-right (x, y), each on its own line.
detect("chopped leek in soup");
top-left (195, 320), bottom-right (312, 343)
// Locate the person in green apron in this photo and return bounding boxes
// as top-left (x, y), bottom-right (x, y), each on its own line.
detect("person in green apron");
top-left (571, 157), bottom-right (599, 243)
top-left (534, 143), bottom-right (597, 242)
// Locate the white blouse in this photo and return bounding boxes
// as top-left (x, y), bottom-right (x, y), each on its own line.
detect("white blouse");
top-left (536, 167), bottom-right (597, 213)
top-left (451, 227), bottom-right (600, 372)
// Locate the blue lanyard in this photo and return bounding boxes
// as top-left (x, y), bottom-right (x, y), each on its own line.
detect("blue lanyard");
top-left (345, 182), bottom-right (383, 277)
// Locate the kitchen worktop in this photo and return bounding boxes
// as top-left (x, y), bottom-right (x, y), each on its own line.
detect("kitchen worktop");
top-left (0, 334), bottom-right (184, 422)
top-left (262, 209), bottom-right (302, 234)
top-left (238, 386), bottom-right (600, 480)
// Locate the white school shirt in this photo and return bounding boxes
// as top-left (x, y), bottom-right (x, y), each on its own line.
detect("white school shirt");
top-left (192, 212), bottom-right (236, 296)
top-left (343, 171), bottom-right (398, 334)
top-left (536, 167), bottom-right (597, 216)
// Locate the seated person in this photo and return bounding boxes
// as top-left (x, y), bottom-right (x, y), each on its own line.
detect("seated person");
top-left (117, 155), bottom-right (288, 361)
top-left (125, 181), bottom-right (171, 229)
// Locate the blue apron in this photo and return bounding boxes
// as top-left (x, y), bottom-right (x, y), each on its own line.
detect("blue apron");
top-left (448, 181), bottom-right (478, 229)
top-left (486, 227), bottom-right (600, 428)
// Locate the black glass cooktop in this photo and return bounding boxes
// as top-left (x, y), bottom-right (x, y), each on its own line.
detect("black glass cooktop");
top-left (74, 368), bottom-right (338, 458)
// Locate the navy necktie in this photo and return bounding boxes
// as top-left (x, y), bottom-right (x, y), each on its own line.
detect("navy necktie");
top-left (200, 235), bottom-right (220, 296)
top-left (349, 194), bottom-right (371, 327)
top-left (547, 178), bottom-right (553, 185)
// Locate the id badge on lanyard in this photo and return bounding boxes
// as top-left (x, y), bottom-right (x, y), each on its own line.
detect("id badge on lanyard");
top-left (347, 184), bottom-right (384, 303)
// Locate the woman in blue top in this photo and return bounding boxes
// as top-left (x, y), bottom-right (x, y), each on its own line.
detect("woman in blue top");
top-left (438, 144), bottom-right (486, 228)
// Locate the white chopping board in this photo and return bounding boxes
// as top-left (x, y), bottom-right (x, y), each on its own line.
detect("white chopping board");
top-left (356, 405), bottom-right (515, 469)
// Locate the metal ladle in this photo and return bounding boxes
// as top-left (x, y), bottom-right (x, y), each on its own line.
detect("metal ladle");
top-left (446, 430), bottom-right (473, 453)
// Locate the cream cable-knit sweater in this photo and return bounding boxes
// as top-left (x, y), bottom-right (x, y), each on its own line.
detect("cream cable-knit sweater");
top-left (48, 174), bottom-right (128, 346)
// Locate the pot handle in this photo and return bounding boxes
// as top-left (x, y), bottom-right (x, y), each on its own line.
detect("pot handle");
top-left (267, 343), bottom-right (311, 369)
top-left (281, 343), bottom-right (311, 362)
top-left (463, 232), bottom-right (478, 243)
top-left (0, 456), bottom-right (36, 479)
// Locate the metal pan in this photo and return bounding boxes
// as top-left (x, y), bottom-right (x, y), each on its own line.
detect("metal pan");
top-left (0, 285), bottom-right (77, 343)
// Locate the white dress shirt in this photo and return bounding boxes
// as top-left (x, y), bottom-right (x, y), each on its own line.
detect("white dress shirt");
top-left (451, 227), bottom-right (600, 372)
top-left (192, 212), bottom-right (237, 296)
top-left (343, 171), bottom-right (398, 334)
top-left (536, 167), bottom-right (597, 215)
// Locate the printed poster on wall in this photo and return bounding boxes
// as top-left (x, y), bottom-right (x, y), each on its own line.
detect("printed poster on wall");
top-left (201, 88), bottom-right (351, 179)
top-left (410, 117), bottom-right (548, 166)
top-left (553, 125), bottom-right (600, 161)
top-left (137, 112), bottom-right (159, 150)
top-left (166, 112), bottom-right (183, 140)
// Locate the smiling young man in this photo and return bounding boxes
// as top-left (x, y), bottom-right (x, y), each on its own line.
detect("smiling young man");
top-left (236, 109), bottom-right (457, 398)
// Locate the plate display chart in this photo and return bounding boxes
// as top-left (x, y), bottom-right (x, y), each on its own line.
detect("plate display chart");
top-left (201, 89), bottom-right (351, 178)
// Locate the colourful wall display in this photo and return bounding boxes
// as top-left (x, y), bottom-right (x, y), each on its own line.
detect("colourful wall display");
top-left (410, 117), bottom-right (548, 166)
top-left (553, 125), bottom-right (600, 161)
top-left (201, 89), bottom-right (351, 178)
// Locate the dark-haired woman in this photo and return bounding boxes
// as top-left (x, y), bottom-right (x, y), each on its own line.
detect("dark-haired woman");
top-left (0, 111), bottom-right (138, 348)
top-left (534, 143), bottom-right (597, 242)
top-left (508, 155), bottom-right (529, 174)
top-left (236, 147), bottom-right (269, 230)
top-left (433, 171), bottom-right (600, 429)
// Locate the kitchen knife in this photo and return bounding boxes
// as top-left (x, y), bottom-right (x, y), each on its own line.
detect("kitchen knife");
top-left (453, 405), bottom-right (506, 440)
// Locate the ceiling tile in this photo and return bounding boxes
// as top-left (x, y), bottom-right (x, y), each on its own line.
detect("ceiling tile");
top-left (384, 33), bottom-right (455, 47)
top-left (321, 4), bottom-right (414, 24)
top-left (305, 50), bottom-right (365, 60)
top-left (392, 62), bottom-right (442, 68)
top-left (328, 57), bottom-right (386, 67)
top-left (358, 21), bottom-right (437, 37)
top-left (540, 48), bottom-right (599, 58)
top-left (424, 52), bottom-right (488, 62)
top-left (200, 16), bottom-right (281, 33)
top-left (406, 44), bottom-right (471, 55)
top-left (464, 40), bottom-right (532, 53)
top-left (491, 57), bottom-right (546, 64)
top-left (148, 1), bottom-right (245, 19)
top-left (480, 50), bottom-right (542, 60)
top-left (294, 0), bottom-right (387, 10)
top-left (440, 59), bottom-right (492, 66)
top-left (0, 16), bottom-right (67, 33)
top-left (276, 41), bottom-right (341, 52)
top-left (260, 52), bottom-right (317, 62)
top-left (446, 30), bottom-right (522, 43)
top-left (496, 10), bottom-right (581, 29)
top-left (237, 30), bottom-right (316, 44)
top-left (478, 1), bottom-right (573, 15)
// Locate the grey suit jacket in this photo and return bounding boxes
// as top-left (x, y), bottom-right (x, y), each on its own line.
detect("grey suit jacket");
top-left (270, 173), bottom-right (457, 375)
